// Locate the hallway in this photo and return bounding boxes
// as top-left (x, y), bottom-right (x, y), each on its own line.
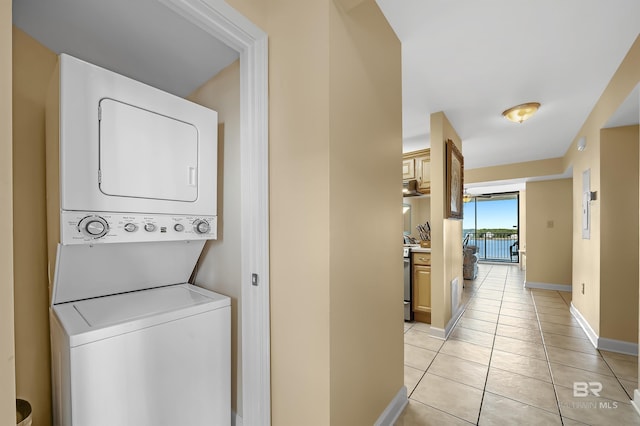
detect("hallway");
top-left (397, 264), bottom-right (640, 425)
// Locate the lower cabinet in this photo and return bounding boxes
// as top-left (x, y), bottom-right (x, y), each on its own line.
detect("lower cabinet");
top-left (412, 252), bottom-right (431, 323)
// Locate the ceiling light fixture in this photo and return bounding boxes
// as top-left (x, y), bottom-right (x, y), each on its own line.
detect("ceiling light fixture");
top-left (502, 102), bottom-right (541, 123)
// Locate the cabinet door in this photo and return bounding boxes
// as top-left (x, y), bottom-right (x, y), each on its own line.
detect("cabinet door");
top-left (413, 265), bottom-right (431, 313)
top-left (416, 155), bottom-right (431, 193)
top-left (402, 158), bottom-right (415, 180)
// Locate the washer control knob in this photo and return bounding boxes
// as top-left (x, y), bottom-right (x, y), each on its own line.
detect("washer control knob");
top-left (78, 216), bottom-right (109, 239)
top-left (193, 219), bottom-right (210, 234)
top-left (144, 223), bottom-right (156, 232)
top-left (174, 223), bottom-right (185, 232)
top-left (124, 223), bottom-right (138, 232)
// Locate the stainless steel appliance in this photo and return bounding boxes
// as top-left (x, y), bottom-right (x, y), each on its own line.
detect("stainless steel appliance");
top-left (403, 247), bottom-right (412, 321)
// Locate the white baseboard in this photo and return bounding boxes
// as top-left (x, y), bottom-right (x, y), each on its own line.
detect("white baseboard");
top-left (430, 326), bottom-right (446, 339)
top-left (570, 303), bottom-right (638, 356)
top-left (633, 389), bottom-right (640, 416)
top-left (525, 281), bottom-right (571, 292)
top-left (429, 280), bottom-right (467, 340)
top-left (374, 386), bottom-right (408, 426)
top-left (570, 303), bottom-right (598, 349)
top-left (445, 303), bottom-right (465, 337)
top-left (430, 305), bottom-right (464, 340)
top-left (598, 337), bottom-right (638, 356)
top-left (232, 412), bottom-right (243, 426)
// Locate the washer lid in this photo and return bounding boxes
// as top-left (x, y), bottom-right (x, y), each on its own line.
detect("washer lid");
top-left (75, 285), bottom-right (217, 328)
top-left (51, 240), bottom-right (205, 305)
top-left (52, 284), bottom-right (230, 347)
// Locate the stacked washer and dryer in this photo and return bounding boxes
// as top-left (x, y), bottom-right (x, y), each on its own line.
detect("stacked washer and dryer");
top-left (46, 54), bottom-right (230, 425)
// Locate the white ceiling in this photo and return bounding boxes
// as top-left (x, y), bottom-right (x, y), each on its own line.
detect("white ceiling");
top-left (376, 0), bottom-right (640, 172)
top-left (13, 0), bottom-right (239, 97)
top-left (12, 1), bottom-right (640, 194)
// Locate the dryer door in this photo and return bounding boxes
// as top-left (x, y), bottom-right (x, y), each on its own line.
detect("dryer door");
top-left (99, 98), bottom-right (198, 202)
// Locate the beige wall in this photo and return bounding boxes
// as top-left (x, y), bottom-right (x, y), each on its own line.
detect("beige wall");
top-left (0, 0), bottom-right (15, 423)
top-left (12, 28), bottom-right (57, 425)
top-left (525, 179), bottom-right (573, 286)
top-left (570, 129), bottom-right (602, 334)
top-left (466, 157), bottom-right (565, 184)
top-left (188, 61), bottom-right (244, 417)
top-left (430, 112), bottom-right (463, 330)
top-left (568, 36), bottom-right (640, 338)
top-left (328, 2), bottom-right (403, 423)
top-left (226, 0), bottom-right (403, 424)
top-left (264, 0), bottom-right (332, 422)
top-left (600, 125), bottom-right (639, 343)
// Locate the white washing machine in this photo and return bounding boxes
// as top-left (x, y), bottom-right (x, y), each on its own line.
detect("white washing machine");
top-left (49, 241), bottom-right (231, 426)
top-left (50, 283), bottom-right (230, 426)
top-left (46, 55), bottom-right (230, 425)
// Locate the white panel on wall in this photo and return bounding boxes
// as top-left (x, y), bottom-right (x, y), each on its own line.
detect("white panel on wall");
top-left (582, 169), bottom-right (590, 240)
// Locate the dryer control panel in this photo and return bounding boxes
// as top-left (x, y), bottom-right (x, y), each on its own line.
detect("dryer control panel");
top-left (61, 211), bottom-right (217, 245)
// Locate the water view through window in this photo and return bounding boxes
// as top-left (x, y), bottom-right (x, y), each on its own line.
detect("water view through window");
top-left (463, 193), bottom-right (519, 263)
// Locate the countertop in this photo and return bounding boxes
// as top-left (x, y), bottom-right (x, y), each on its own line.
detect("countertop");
top-left (411, 247), bottom-right (431, 253)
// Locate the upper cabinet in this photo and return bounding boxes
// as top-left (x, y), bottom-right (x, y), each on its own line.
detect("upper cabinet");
top-left (403, 149), bottom-right (430, 195)
top-left (402, 158), bottom-right (415, 180)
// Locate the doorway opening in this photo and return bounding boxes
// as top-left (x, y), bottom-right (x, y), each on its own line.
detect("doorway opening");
top-left (463, 192), bottom-right (519, 263)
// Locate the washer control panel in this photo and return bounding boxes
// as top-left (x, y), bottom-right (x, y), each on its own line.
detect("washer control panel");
top-left (61, 211), bottom-right (217, 245)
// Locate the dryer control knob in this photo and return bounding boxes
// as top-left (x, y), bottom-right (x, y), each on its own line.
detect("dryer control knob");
top-left (174, 223), bottom-right (185, 232)
top-left (124, 223), bottom-right (138, 232)
top-left (86, 221), bottom-right (105, 235)
top-left (78, 216), bottom-right (109, 239)
top-left (144, 223), bottom-right (156, 232)
top-left (193, 220), bottom-right (210, 234)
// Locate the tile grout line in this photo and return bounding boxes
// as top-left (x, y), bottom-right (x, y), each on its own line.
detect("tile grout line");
top-left (405, 264), bottom-right (569, 424)
top-left (533, 293), bottom-right (632, 391)
top-left (419, 263), bottom-right (498, 424)
top-left (406, 264), bottom-right (638, 424)
top-left (531, 289), bottom-right (567, 425)
top-left (537, 289), bottom-right (637, 415)
top-left (403, 265), bottom-right (489, 400)
top-left (482, 267), bottom-right (563, 417)
top-left (405, 264), bottom-right (494, 420)
top-left (566, 284), bottom-right (640, 404)
top-left (474, 264), bottom-right (505, 426)
top-left (597, 351), bottom-right (636, 402)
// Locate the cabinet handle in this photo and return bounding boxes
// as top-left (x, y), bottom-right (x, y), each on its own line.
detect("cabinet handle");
top-left (419, 257), bottom-right (427, 261)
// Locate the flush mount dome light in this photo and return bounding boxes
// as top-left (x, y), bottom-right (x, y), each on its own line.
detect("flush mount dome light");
top-left (502, 102), bottom-right (540, 123)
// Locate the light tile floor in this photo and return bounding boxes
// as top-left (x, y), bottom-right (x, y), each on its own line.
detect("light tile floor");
top-left (396, 264), bottom-right (640, 426)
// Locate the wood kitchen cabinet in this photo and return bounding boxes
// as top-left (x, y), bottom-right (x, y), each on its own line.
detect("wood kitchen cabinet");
top-left (412, 252), bottom-right (431, 323)
top-left (403, 149), bottom-right (430, 194)
top-left (402, 158), bottom-right (415, 180)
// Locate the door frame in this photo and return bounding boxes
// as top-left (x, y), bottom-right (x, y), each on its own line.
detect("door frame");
top-left (161, 1), bottom-right (270, 424)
